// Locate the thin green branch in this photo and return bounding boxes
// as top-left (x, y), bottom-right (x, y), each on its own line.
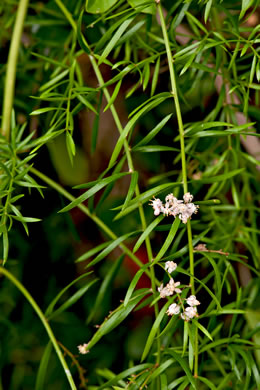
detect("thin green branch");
top-left (89, 55), bottom-right (161, 363)
top-left (157, 5), bottom-right (187, 192)
top-left (187, 222), bottom-right (195, 294)
top-left (89, 55), bottom-right (154, 260)
top-left (1, 0), bottom-right (29, 140)
top-left (1, 154), bottom-right (16, 264)
top-left (157, 2), bottom-right (195, 290)
top-left (54, 0), bottom-right (77, 32)
top-left (157, 1), bottom-right (198, 377)
top-left (0, 266), bottom-right (77, 390)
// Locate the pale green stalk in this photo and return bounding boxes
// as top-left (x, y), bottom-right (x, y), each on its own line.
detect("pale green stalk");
top-left (1, 0), bottom-right (29, 140)
top-left (0, 266), bottom-right (77, 390)
top-left (157, 4), bottom-right (194, 287)
top-left (89, 55), bottom-right (161, 365)
top-left (1, 155), bottom-right (16, 264)
top-left (89, 56), bottom-right (154, 263)
top-left (157, 2), bottom-right (198, 377)
top-left (54, 0), bottom-right (77, 32)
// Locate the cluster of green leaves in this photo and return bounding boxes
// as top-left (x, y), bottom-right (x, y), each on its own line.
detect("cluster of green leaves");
top-left (0, 0), bottom-right (260, 389)
top-left (0, 114), bottom-right (42, 264)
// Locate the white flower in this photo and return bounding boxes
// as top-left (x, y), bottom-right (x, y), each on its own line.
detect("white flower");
top-left (161, 202), bottom-right (173, 216)
top-left (183, 192), bottom-right (193, 203)
top-left (181, 306), bottom-right (198, 321)
top-left (166, 278), bottom-right (182, 294)
top-left (158, 284), bottom-right (170, 298)
top-left (149, 192), bottom-right (198, 222)
top-left (179, 214), bottom-right (188, 224)
top-left (171, 206), bottom-right (181, 217)
top-left (158, 278), bottom-right (182, 298)
top-left (166, 194), bottom-right (183, 209)
top-left (154, 208), bottom-right (160, 216)
top-left (78, 343), bottom-right (89, 354)
top-left (150, 197), bottom-right (163, 216)
top-left (165, 261), bottom-right (177, 273)
top-left (167, 303), bottom-right (180, 316)
top-left (186, 306), bottom-right (198, 318)
top-left (165, 193), bottom-right (179, 204)
top-left (178, 203), bottom-right (199, 224)
top-left (186, 295), bottom-right (200, 307)
top-left (186, 203), bottom-right (198, 214)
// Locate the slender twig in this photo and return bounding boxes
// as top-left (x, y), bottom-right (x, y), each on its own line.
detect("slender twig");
top-left (1, 0), bottom-right (29, 140)
top-left (157, 1), bottom-right (198, 377)
top-left (0, 154), bottom-right (16, 263)
top-left (0, 266), bottom-right (77, 390)
top-left (57, 341), bottom-right (88, 389)
top-left (54, 0), bottom-right (77, 32)
top-left (157, 3), bottom-right (195, 288)
top-left (89, 55), bottom-right (161, 364)
top-left (194, 244), bottom-right (229, 256)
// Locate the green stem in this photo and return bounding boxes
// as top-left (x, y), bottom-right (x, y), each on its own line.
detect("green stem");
top-left (89, 55), bottom-right (154, 261)
top-left (1, 154), bottom-right (16, 264)
top-left (88, 56), bottom-right (134, 173)
top-left (29, 166), bottom-right (156, 282)
top-left (0, 266), bottom-right (77, 390)
top-left (187, 221), bottom-right (195, 294)
top-left (89, 55), bottom-right (161, 363)
top-left (157, 4), bottom-right (195, 283)
top-left (157, 5), bottom-right (187, 192)
top-left (157, 2), bottom-right (195, 287)
top-left (194, 325), bottom-right (199, 379)
top-left (54, 0), bottom-right (77, 32)
top-left (157, 1), bottom-right (198, 377)
top-left (1, 0), bottom-right (29, 140)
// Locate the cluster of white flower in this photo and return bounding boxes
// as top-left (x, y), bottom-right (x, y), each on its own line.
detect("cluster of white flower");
top-left (158, 262), bottom-right (200, 321)
top-left (180, 295), bottom-right (200, 320)
top-left (158, 278), bottom-right (182, 298)
top-left (165, 260), bottom-right (177, 273)
top-left (150, 192), bottom-right (199, 223)
top-left (77, 343), bottom-right (89, 355)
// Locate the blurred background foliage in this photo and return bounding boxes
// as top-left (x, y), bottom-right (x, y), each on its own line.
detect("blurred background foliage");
top-left (0, 0), bottom-right (260, 389)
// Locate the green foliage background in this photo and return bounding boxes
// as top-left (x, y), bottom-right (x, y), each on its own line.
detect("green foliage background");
top-left (0, 0), bottom-right (260, 389)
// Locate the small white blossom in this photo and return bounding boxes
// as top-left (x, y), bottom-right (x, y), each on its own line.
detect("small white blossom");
top-left (167, 303), bottom-right (180, 316)
top-left (149, 192), bottom-right (198, 223)
top-left (158, 284), bottom-right (171, 298)
top-left (161, 202), bottom-right (173, 216)
top-left (186, 295), bottom-right (200, 307)
top-left (186, 202), bottom-right (198, 214)
top-left (150, 197), bottom-right (163, 216)
top-left (194, 243), bottom-right (207, 251)
top-left (180, 311), bottom-right (189, 321)
top-left (179, 214), bottom-right (188, 224)
top-left (158, 278), bottom-right (182, 298)
top-left (165, 193), bottom-right (182, 205)
top-left (183, 192), bottom-right (193, 203)
top-left (166, 278), bottom-right (182, 294)
top-left (154, 208), bottom-right (161, 216)
top-left (186, 306), bottom-right (198, 318)
top-left (181, 306), bottom-right (198, 321)
top-left (165, 261), bottom-right (177, 273)
top-left (78, 343), bottom-right (89, 354)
